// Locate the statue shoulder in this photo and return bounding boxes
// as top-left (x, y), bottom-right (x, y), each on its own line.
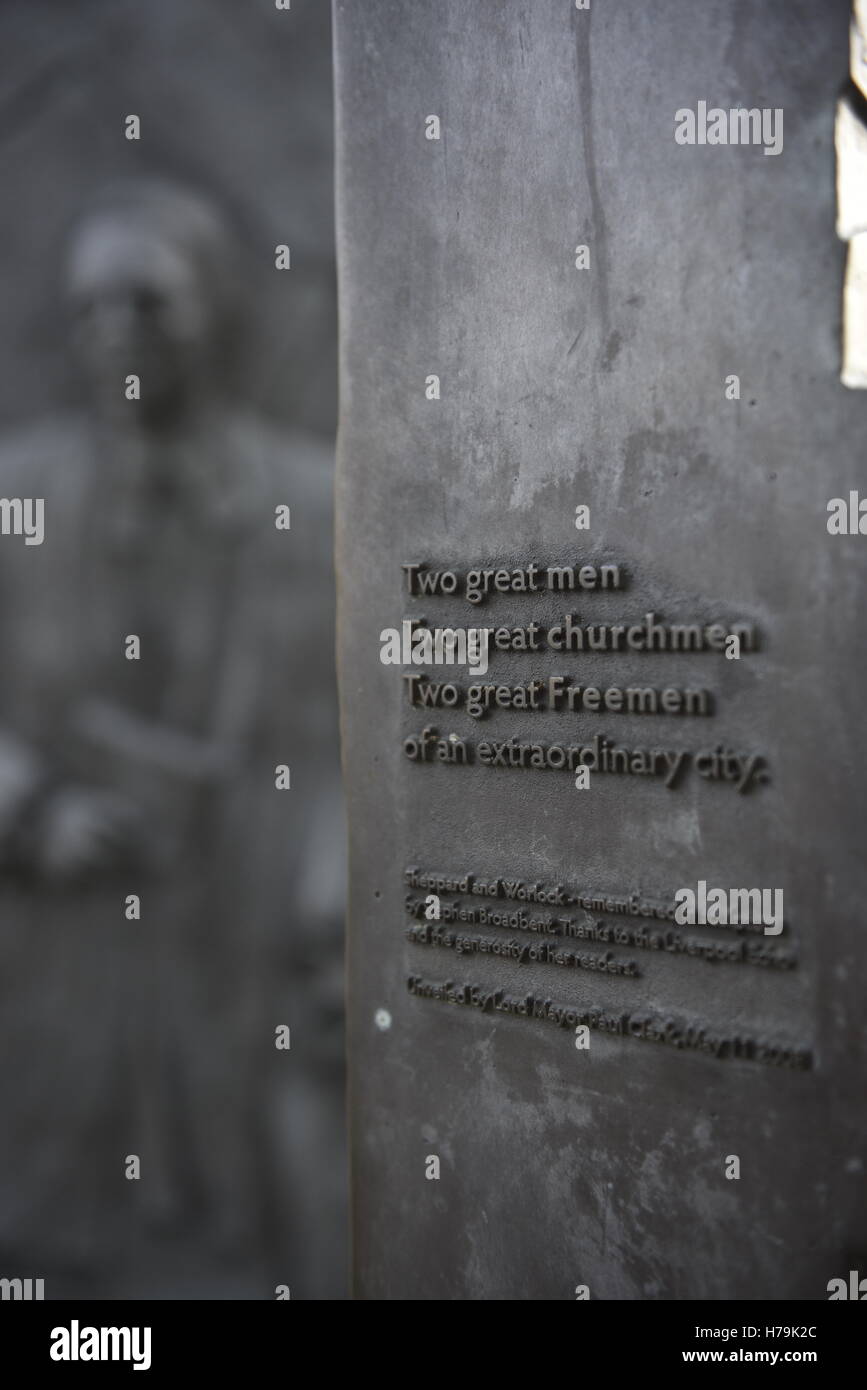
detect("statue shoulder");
top-left (226, 412), bottom-right (334, 540)
top-left (0, 414), bottom-right (92, 498)
top-left (232, 414), bottom-right (333, 497)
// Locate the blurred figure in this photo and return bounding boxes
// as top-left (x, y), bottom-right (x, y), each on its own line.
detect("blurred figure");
top-left (0, 179), bottom-right (345, 1297)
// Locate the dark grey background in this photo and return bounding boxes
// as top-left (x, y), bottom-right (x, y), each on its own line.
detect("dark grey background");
top-left (0, 0), bottom-right (336, 437)
top-left (0, 0), bottom-right (345, 1300)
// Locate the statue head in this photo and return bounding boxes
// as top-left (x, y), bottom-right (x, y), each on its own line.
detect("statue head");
top-left (65, 179), bottom-right (242, 425)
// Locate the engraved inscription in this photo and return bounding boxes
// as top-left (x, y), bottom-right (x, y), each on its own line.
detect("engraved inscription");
top-left (394, 559), bottom-right (793, 1063)
top-left (394, 556), bottom-right (769, 794)
top-left (402, 866), bottom-right (809, 1066)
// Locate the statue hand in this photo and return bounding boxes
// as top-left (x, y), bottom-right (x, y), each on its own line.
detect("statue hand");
top-left (35, 786), bottom-right (144, 882)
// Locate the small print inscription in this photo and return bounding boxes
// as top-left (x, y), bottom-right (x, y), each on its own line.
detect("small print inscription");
top-left (406, 975), bottom-right (811, 1069)
top-left (403, 866), bottom-right (810, 1069)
